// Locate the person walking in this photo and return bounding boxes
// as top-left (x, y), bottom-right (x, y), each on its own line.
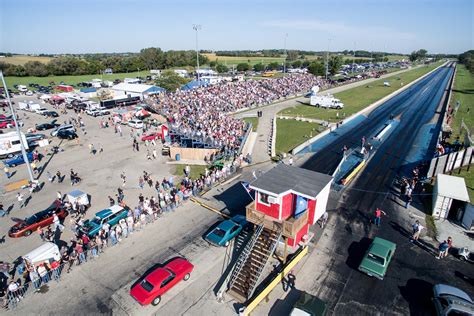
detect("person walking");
top-left (373, 208), bottom-right (386, 226)
top-left (411, 220), bottom-right (423, 242)
top-left (121, 172), bottom-right (126, 187)
top-left (4, 166), bottom-right (11, 179)
top-left (152, 149), bottom-right (157, 160)
top-left (56, 170), bottom-right (63, 183)
top-left (47, 171), bottom-right (53, 183)
top-left (17, 192), bottom-right (24, 208)
top-left (437, 240), bottom-right (449, 259)
top-left (405, 194), bottom-right (413, 209)
top-left (138, 176), bottom-right (144, 189)
top-left (445, 237), bottom-right (453, 257)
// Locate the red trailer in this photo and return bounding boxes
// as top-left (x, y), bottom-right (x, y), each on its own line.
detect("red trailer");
top-left (56, 85), bottom-right (73, 92)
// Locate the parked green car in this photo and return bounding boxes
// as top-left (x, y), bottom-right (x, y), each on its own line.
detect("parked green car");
top-left (358, 237), bottom-right (396, 280)
top-left (79, 205), bottom-right (127, 237)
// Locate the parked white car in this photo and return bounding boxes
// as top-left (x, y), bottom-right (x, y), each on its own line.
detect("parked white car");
top-left (128, 119), bottom-right (144, 129)
top-left (35, 107), bottom-right (49, 115)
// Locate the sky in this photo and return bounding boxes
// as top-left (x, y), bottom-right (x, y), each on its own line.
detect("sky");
top-left (0, 0), bottom-right (472, 54)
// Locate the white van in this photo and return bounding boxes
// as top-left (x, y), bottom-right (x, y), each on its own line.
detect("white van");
top-left (24, 242), bottom-right (60, 265)
top-left (0, 131), bottom-right (29, 158)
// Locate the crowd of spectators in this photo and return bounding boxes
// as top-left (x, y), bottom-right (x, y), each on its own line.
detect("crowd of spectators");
top-left (147, 74), bottom-right (328, 152)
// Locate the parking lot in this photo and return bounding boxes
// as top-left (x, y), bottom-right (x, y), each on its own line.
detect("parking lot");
top-left (0, 95), bottom-right (178, 262)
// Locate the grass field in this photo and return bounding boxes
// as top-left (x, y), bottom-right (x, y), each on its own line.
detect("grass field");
top-left (449, 65), bottom-right (474, 140)
top-left (242, 117), bottom-right (259, 131)
top-left (279, 62), bottom-right (443, 122)
top-left (275, 119), bottom-right (321, 154)
top-left (172, 164), bottom-right (207, 180)
top-left (1, 71), bottom-right (151, 89)
top-left (1, 55), bottom-right (53, 65)
top-left (203, 53), bottom-right (284, 66)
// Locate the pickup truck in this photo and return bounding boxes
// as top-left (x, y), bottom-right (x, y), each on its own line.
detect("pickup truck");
top-left (86, 107), bottom-right (110, 117)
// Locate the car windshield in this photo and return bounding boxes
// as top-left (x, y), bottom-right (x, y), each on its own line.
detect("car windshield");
top-left (213, 228), bottom-right (226, 238)
top-left (91, 217), bottom-right (102, 224)
top-left (140, 280), bottom-right (154, 292)
top-left (25, 215), bottom-right (39, 225)
top-left (367, 253), bottom-right (385, 265)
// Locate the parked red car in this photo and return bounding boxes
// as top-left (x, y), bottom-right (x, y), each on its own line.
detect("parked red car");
top-left (0, 120), bottom-right (13, 129)
top-left (8, 201), bottom-right (67, 238)
top-left (130, 257), bottom-right (194, 306)
top-left (141, 132), bottom-right (162, 142)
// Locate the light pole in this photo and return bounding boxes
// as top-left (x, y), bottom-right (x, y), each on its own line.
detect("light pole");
top-left (283, 33), bottom-right (288, 74)
top-left (325, 38), bottom-right (332, 80)
top-left (193, 24), bottom-right (202, 82)
top-left (0, 71), bottom-right (34, 183)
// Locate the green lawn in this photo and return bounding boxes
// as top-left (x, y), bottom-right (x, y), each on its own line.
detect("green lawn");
top-left (279, 62), bottom-right (443, 122)
top-left (172, 164), bottom-right (207, 180)
top-left (1, 71), bottom-right (151, 90)
top-left (449, 65), bottom-right (474, 140)
top-left (243, 117), bottom-right (259, 131)
top-left (276, 119), bottom-right (321, 153)
top-left (454, 166), bottom-right (474, 202)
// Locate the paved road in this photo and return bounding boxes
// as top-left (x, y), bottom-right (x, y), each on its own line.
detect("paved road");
top-left (294, 63), bottom-right (474, 315)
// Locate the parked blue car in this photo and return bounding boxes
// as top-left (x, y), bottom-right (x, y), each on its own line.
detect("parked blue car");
top-left (205, 215), bottom-right (248, 247)
top-left (3, 152), bottom-right (34, 167)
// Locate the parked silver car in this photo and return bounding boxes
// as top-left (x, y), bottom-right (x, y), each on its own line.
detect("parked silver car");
top-left (432, 284), bottom-right (474, 316)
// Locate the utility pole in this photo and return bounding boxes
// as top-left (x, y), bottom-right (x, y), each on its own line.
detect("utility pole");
top-left (283, 33), bottom-right (288, 74)
top-left (193, 24), bottom-right (202, 82)
top-left (0, 71), bottom-right (34, 183)
top-left (325, 38), bottom-right (332, 80)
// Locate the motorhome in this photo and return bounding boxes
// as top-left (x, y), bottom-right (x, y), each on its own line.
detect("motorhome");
top-left (0, 131), bottom-right (29, 158)
top-left (310, 94), bottom-right (344, 109)
top-left (309, 86), bottom-right (344, 109)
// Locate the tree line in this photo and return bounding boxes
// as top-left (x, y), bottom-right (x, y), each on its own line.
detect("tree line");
top-left (459, 50), bottom-right (474, 73)
top-left (0, 48), bottom-right (209, 77)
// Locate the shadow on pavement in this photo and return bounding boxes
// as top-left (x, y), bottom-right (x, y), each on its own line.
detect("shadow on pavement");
top-left (212, 182), bottom-right (252, 215)
top-left (269, 288), bottom-right (302, 316)
top-left (346, 237), bottom-right (372, 270)
top-left (399, 278), bottom-right (435, 316)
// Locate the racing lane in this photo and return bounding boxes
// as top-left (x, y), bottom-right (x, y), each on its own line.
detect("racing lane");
top-left (300, 64), bottom-right (474, 315)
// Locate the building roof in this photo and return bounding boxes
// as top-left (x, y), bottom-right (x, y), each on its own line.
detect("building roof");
top-left (111, 83), bottom-right (165, 94)
top-left (436, 174), bottom-right (470, 202)
top-left (249, 164), bottom-right (333, 198)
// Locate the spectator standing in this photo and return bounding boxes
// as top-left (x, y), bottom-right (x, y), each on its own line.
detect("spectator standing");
top-left (373, 208), bottom-right (386, 226)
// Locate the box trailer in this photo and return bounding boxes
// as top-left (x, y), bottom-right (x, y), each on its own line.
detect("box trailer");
top-left (0, 131), bottom-right (29, 158)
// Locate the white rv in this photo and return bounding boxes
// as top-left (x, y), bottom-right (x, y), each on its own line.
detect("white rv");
top-left (310, 93), bottom-right (344, 109)
top-left (0, 131), bottom-right (29, 158)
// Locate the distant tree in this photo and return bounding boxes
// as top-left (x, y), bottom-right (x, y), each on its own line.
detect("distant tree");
top-left (459, 50), bottom-right (474, 73)
top-left (267, 62), bottom-right (280, 70)
top-left (209, 61), bottom-right (217, 68)
top-left (24, 61), bottom-right (49, 77)
top-left (216, 64), bottom-right (229, 73)
top-left (253, 63), bottom-right (265, 72)
top-left (140, 47), bottom-right (163, 70)
top-left (417, 49), bottom-right (427, 59)
top-left (292, 60), bottom-right (302, 68)
top-left (328, 55), bottom-right (343, 75)
top-left (308, 61), bottom-right (325, 76)
top-left (286, 50), bottom-right (299, 61)
top-left (154, 70), bottom-right (189, 91)
top-left (236, 63), bottom-right (250, 72)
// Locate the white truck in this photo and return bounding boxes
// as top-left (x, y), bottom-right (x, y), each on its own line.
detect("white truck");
top-left (0, 131), bottom-right (29, 158)
top-left (310, 94), bottom-right (344, 109)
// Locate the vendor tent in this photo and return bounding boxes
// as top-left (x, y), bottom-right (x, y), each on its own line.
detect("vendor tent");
top-left (432, 174), bottom-right (470, 220)
top-left (181, 80), bottom-right (210, 91)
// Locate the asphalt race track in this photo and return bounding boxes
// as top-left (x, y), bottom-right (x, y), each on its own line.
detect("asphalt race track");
top-left (300, 63), bottom-right (474, 315)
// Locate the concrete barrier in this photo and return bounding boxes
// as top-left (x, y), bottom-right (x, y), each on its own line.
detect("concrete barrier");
top-left (292, 62), bottom-right (448, 155)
